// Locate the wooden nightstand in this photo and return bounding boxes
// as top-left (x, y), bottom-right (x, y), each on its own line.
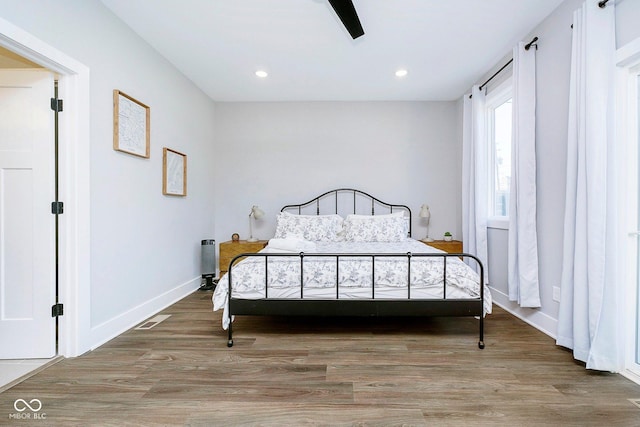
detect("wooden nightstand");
top-left (422, 239), bottom-right (463, 254)
top-left (219, 240), bottom-right (268, 276)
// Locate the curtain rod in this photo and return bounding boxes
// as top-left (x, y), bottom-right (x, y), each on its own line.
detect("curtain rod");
top-left (468, 36), bottom-right (538, 98)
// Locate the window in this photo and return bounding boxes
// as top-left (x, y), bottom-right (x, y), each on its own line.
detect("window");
top-left (486, 79), bottom-right (513, 220)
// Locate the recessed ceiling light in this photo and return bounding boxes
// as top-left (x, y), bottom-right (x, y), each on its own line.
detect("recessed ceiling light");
top-left (255, 70), bottom-right (268, 78)
top-left (395, 69), bottom-right (408, 78)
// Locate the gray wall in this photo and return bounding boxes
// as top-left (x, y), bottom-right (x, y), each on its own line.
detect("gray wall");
top-left (212, 101), bottom-right (461, 246)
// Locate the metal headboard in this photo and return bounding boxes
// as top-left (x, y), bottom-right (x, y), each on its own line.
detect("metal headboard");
top-left (280, 188), bottom-right (412, 237)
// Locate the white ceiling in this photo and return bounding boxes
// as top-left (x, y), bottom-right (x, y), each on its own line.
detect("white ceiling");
top-left (101, 0), bottom-right (565, 102)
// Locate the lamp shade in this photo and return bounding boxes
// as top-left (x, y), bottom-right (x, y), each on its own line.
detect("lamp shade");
top-left (251, 205), bottom-right (265, 219)
top-left (419, 204), bottom-right (431, 219)
top-left (247, 205), bottom-right (265, 242)
top-left (419, 204), bottom-right (433, 242)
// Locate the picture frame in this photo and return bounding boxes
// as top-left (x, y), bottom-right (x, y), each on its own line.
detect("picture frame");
top-left (162, 148), bottom-right (187, 196)
top-left (113, 90), bottom-right (150, 158)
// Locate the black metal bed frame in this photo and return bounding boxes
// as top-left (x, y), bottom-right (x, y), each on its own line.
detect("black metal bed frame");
top-left (280, 188), bottom-right (412, 237)
top-left (225, 189), bottom-right (485, 349)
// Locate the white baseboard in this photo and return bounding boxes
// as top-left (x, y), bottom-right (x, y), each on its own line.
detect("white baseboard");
top-left (621, 369), bottom-right (640, 386)
top-left (87, 277), bottom-right (200, 351)
top-left (490, 287), bottom-right (558, 339)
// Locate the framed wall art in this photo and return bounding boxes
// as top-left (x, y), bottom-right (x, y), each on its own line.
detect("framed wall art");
top-left (162, 147), bottom-right (187, 196)
top-left (113, 89), bottom-right (150, 158)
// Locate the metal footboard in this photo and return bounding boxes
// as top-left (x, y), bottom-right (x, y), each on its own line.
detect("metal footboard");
top-left (225, 251), bottom-right (485, 349)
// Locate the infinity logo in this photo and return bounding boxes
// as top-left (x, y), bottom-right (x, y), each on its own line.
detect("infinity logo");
top-left (14, 398), bottom-right (42, 412)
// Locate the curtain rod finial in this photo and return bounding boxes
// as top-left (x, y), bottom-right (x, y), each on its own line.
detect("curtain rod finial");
top-left (525, 36), bottom-right (539, 51)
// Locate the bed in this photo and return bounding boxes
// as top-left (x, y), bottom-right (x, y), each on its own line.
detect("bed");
top-left (212, 188), bottom-right (491, 349)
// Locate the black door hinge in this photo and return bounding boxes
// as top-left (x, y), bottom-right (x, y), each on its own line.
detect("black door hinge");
top-left (50, 98), bottom-right (63, 112)
top-left (51, 303), bottom-right (64, 317)
top-left (51, 201), bottom-right (64, 215)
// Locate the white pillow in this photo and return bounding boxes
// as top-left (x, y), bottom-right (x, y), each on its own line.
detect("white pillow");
top-left (343, 214), bottom-right (408, 242)
top-left (274, 211), bottom-right (343, 242)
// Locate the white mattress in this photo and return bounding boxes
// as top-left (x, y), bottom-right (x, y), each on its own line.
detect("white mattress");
top-left (212, 238), bottom-right (492, 329)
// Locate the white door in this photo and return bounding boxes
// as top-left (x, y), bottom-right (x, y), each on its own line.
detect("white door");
top-left (622, 65), bottom-right (640, 382)
top-left (0, 69), bottom-right (56, 358)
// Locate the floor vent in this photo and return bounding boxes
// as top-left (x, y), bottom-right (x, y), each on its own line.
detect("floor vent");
top-left (629, 399), bottom-right (640, 409)
top-left (135, 314), bottom-right (171, 330)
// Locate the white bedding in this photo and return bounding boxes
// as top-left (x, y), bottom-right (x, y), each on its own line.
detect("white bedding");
top-left (212, 238), bottom-right (492, 329)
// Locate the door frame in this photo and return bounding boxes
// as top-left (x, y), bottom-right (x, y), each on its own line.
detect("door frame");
top-left (0, 17), bottom-right (91, 357)
top-left (616, 36), bottom-right (640, 385)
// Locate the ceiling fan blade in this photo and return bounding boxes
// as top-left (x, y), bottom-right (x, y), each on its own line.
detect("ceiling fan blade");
top-left (327, 0), bottom-right (364, 39)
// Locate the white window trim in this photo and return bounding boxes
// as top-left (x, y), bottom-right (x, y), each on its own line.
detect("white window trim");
top-left (485, 77), bottom-right (513, 226)
top-left (487, 217), bottom-right (509, 230)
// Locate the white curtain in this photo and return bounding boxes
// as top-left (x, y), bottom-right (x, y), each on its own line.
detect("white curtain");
top-left (556, 0), bottom-right (622, 371)
top-left (508, 42), bottom-right (540, 307)
top-left (462, 86), bottom-right (489, 282)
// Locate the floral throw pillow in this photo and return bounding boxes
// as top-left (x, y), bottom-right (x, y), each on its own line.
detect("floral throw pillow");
top-left (343, 215), bottom-right (408, 242)
top-left (274, 212), bottom-right (343, 242)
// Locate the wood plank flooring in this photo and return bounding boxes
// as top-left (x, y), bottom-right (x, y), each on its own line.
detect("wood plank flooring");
top-left (1, 290), bottom-right (640, 426)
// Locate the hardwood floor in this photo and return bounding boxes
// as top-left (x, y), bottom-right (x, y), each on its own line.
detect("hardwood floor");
top-left (1, 291), bottom-right (640, 426)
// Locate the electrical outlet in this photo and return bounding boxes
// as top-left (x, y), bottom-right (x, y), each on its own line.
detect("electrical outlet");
top-left (553, 286), bottom-right (561, 302)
